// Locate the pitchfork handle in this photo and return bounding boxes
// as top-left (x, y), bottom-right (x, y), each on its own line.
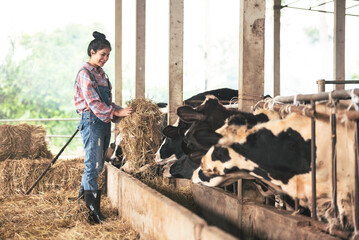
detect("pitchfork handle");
top-left (25, 128), bottom-right (79, 195)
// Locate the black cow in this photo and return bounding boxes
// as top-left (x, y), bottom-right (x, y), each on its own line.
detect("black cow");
top-left (183, 88), bottom-right (238, 107)
top-left (159, 95), bottom-right (270, 179)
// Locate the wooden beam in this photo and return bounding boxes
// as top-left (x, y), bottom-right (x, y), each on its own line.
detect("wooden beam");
top-left (239, 0), bottom-right (265, 112)
top-left (333, 0), bottom-right (345, 90)
top-left (115, 0), bottom-right (122, 139)
top-left (273, 0), bottom-right (281, 97)
top-left (136, 0), bottom-right (146, 98)
top-left (168, 0), bottom-right (184, 125)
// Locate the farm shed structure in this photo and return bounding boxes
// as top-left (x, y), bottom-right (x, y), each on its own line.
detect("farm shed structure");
top-left (108, 0), bottom-right (359, 239)
top-left (113, 0), bottom-right (350, 125)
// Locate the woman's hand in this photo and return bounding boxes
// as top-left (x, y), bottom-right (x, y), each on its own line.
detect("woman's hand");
top-left (114, 107), bottom-right (134, 117)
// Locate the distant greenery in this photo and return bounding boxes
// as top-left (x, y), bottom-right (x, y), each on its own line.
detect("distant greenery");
top-left (0, 24), bottom-right (119, 154)
top-left (303, 26), bottom-right (319, 45)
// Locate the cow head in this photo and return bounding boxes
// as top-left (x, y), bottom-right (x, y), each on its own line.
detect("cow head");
top-left (177, 96), bottom-right (270, 152)
top-left (110, 133), bottom-right (124, 167)
top-left (154, 119), bottom-right (191, 165)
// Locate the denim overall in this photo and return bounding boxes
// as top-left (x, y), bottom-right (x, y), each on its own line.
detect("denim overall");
top-left (77, 69), bottom-right (111, 191)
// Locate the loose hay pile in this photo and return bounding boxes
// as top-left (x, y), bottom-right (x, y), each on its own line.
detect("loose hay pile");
top-left (0, 190), bottom-right (140, 240)
top-left (0, 157), bottom-right (140, 240)
top-left (118, 98), bottom-right (164, 177)
top-left (0, 158), bottom-right (84, 195)
top-left (0, 124), bottom-right (53, 161)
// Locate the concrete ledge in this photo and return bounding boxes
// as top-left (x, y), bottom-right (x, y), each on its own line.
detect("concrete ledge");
top-left (106, 163), bottom-right (237, 240)
top-left (106, 163), bottom-right (119, 207)
top-left (192, 183), bottom-right (340, 240)
top-left (201, 226), bottom-right (239, 240)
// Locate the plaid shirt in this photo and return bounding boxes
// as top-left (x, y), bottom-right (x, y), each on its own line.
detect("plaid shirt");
top-left (74, 62), bottom-right (121, 123)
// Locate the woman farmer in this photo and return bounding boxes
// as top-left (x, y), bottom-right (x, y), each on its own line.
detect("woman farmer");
top-left (74, 31), bottom-right (133, 224)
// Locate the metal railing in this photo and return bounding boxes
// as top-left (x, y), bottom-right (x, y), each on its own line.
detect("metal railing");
top-left (0, 118), bottom-right (82, 139)
top-left (317, 79), bottom-right (359, 93)
top-left (256, 88), bottom-right (359, 239)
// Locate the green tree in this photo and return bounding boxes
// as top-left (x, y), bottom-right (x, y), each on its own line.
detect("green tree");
top-left (0, 23), bottom-right (115, 153)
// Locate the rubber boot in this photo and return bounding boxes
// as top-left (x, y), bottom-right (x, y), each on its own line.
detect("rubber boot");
top-left (84, 190), bottom-right (103, 224)
top-left (96, 190), bottom-right (106, 221)
top-left (78, 186), bottom-right (84, 203)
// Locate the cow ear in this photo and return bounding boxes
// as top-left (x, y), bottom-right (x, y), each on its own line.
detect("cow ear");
top-left (163, 125), bottom-right (179, 138)
top-left (182, 141), bottom-right (191, 155)
top-left (195, 130), bottom-right (222, 147)
top-left (189, 151), bottom-right (207, 164)
top-left (177, 106), bottom-right (205, 123)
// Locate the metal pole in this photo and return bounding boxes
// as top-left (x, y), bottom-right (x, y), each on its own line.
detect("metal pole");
top-left (311, 99), bottom-right (317, 220)
top-left (237, 179), bottom-right (243, 203)
top-left (355, 120), bottom-right (359, 232)
top-left (331, 108), bottom-right (338, 217)
top-left (295, 198), bottom-right (299, 211)
top-left (317, 79), bottom-right (326, 93)
top-left (25, 129), bottom-right (79, 195)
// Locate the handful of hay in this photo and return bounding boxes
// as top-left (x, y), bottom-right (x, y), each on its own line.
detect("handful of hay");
top-left (118, 98), bottom-right (164, 176)
top-left (0, 124), bottom-right (53, 161)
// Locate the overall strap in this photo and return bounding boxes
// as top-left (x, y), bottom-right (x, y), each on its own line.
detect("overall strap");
top-left (75, 68), bottom-right (106, 104)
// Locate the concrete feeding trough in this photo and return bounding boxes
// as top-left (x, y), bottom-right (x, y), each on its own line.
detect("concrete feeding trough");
top-left (106, 163), bottom-right (237, 240)
top-left (192, 184), bottom-right (341, 240)
top-left (106, 163), bottom-right (342, 240)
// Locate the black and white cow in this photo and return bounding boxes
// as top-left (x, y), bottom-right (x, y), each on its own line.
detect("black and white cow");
top-left (157, 95), bottom-right (274, 179)
top-left (193, 106), bottom-right (357, 232)
top-left (154, 88), bottom-right (239, 165)
top-left (108, 133), bottom-right (124, 168)
top-left (113, 88), bottom-right (239, 167)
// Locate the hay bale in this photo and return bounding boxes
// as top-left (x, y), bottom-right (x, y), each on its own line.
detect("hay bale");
top-left (0, 158), bottom-right (89, 195)
top-left (118, 98), bottom-right (164, 176)
top-left (0, 124), bottom-right (53, 161)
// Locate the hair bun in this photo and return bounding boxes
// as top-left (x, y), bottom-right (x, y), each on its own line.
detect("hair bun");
top-left (93, 31), bottom-right (106, 39)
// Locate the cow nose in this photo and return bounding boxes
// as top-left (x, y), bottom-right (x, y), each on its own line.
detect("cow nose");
top-left (154, 152), bottom-right (161, 164)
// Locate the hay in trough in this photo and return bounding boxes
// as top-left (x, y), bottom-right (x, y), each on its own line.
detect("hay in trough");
top-left (118, 98), bottom-right (164, 177)
top-left (0, 123), bottom-right (53, 161)
top-left (143, 176), bottom-right (200, 215)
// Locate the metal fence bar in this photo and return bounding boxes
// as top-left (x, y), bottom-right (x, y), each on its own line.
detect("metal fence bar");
top-left (0, 118), bottom-right (116, 140)
top-left (317, 79), bottom-right (359, 93)
top-left (311, 99), bottom-right (317, 220)
top-left (237, 179), bottom-right (243, 203)
top-left (355, 120), bottom-right (359, 233)
top-left (0, 118), bottom-right (82, 140)
top-left (323, 80), bottom-right (359, 84)
top-left (274, 88), bottom-right (359, 103)
top-left (0, 118), bottom-right (80, 122)
top-left (331, 109), bottom-right (338, 218)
